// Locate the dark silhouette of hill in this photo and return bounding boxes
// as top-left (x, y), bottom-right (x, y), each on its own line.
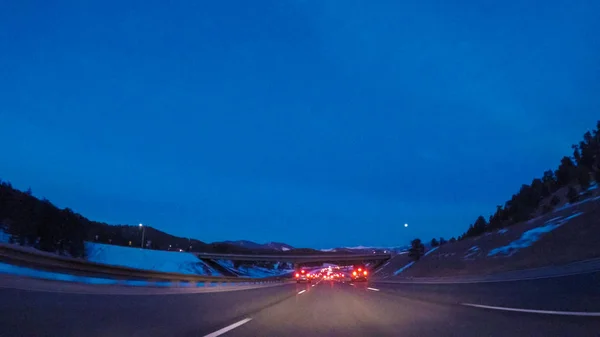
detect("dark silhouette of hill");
top-left (0, 182), bottom-right (287, 256)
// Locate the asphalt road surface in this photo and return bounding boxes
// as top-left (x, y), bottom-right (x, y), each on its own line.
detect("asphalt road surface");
top-left (1, 273), bottom-right (600, 337)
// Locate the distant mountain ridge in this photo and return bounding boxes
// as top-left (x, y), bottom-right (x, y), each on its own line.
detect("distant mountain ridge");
top-left (217, 240), bottom-right (294, 252)
top-left (320, 246), bottom-right (410, 254)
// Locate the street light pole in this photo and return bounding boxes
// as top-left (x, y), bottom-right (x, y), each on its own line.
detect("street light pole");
top-left (139, 223), bottom-right (145, 249)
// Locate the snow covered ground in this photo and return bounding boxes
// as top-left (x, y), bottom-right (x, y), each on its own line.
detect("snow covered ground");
top-left (393, 261), bottom-right (415, 276)
top-left (0, 239), bottom-right (291, 279)
top-left (554, 194), bottom-right (600, 212)
top-left (86, 242), bottom-right (221, 276)
top-left (320, 248), bottom-right (336, 252)
top-left (488, 212), bottom-right (584, 257)
top-left (464, 246), bottom-right (480, 260)
top-left (214, 259), bottom-right (293, 278)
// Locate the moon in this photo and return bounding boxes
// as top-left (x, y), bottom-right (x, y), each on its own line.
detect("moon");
top-left (404, 223), bottom-right (408, 227)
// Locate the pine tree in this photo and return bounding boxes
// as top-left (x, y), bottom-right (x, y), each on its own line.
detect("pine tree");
top-left (465, 215), bottom-right (488, 238)
top-left (542, 170), bottom-right (556, 196)
top-left (577, 166), bottom-right (591, 190)
top-left (408, 238), bottom-right (425, 261)
top-left (572, 144), bottom-right (582, 166)
top-left (555, 156), bottom-right (577, 186)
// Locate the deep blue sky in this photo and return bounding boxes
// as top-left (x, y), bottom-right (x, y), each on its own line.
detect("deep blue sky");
top-left (1, 1), bottom-right (599, 248)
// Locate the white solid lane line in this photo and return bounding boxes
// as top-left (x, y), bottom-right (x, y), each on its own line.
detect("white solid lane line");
top-left (298, 290), bottom-right (306, 294)
top-left (203, 318), bottom-right (252, 337)
top-left (461, 303), bottom-right (600, 317)
top-left (367, 287), bottom-right (380, 292)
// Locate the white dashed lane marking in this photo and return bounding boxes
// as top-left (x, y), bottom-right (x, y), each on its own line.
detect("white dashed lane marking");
top-left (203, 318), bottom-right (252, 337)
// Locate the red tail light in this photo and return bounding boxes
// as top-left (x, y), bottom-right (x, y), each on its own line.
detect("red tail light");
top-left (364, 271), bottom-right (368, 275)
top-left (352, 271), bottom-right (357, 276)
top-left (301, 270), bottom-right (305, 273)
top-left (295, 273), bottom-right (300, 278)
top-left (358, 268), bottom-right (362, 272)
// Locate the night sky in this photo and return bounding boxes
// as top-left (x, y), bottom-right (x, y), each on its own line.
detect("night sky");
top-left (1, 1), bottom-right (599, 248)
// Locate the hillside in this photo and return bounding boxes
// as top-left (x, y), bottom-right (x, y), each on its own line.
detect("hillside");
top-left (380, 120), bottom-right (600, 278)
top-left (86, 242), bottom-right (220, 276)
top-left (453, 120), bottom-right (600, 242)
top-left (378, 184), bottom-right (600, 278)
top-left (0, 181), bottom-right (296, 257)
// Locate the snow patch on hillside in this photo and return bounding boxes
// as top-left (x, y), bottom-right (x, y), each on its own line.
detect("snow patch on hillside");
top-left (464, 246), bottom-right (480, 260)
top-left (86, 242), bottom-right (221, 276)
top-left (488, 212), bottom-right (584, 257)
top-left (555, 195), bottom-right (600, 212)
top-left (424, 247), bottom-right (439, 256)
top-left (393, 261), bottom-right (414, 276)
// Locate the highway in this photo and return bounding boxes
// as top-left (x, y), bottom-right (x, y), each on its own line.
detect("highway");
top-left (1, 273), bottom-right (599, 336)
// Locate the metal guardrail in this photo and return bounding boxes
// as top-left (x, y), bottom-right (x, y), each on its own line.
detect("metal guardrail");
top-left (0, 244), bottom-right (288, 284)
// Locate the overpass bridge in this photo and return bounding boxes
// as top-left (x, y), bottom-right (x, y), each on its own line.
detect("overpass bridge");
top-left (194, 252), bottom-right (392, 264)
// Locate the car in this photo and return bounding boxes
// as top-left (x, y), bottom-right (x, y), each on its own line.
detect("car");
top-left (295, 269), bottom-right (311, 283)
top-left (350, 266), bottom-right (368, 282)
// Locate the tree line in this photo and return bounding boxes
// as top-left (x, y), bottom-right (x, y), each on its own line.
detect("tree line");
top-left (0, 181), bottom-right (270, 257)
top-left (0, 183), bottom-right (86, 257)
top-left (461, 120), bottom-right (600, 240)
top-left (408, 120), bottom-right (600, 261)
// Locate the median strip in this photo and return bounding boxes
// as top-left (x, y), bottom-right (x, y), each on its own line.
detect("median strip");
top-left (203, 318), bottom-right (252, 337)
top-left (461, 303), bottom-right (600, 317)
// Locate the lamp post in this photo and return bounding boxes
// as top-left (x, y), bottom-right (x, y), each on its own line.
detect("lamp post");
top-left (139, 223), bottom-right (145, 249)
